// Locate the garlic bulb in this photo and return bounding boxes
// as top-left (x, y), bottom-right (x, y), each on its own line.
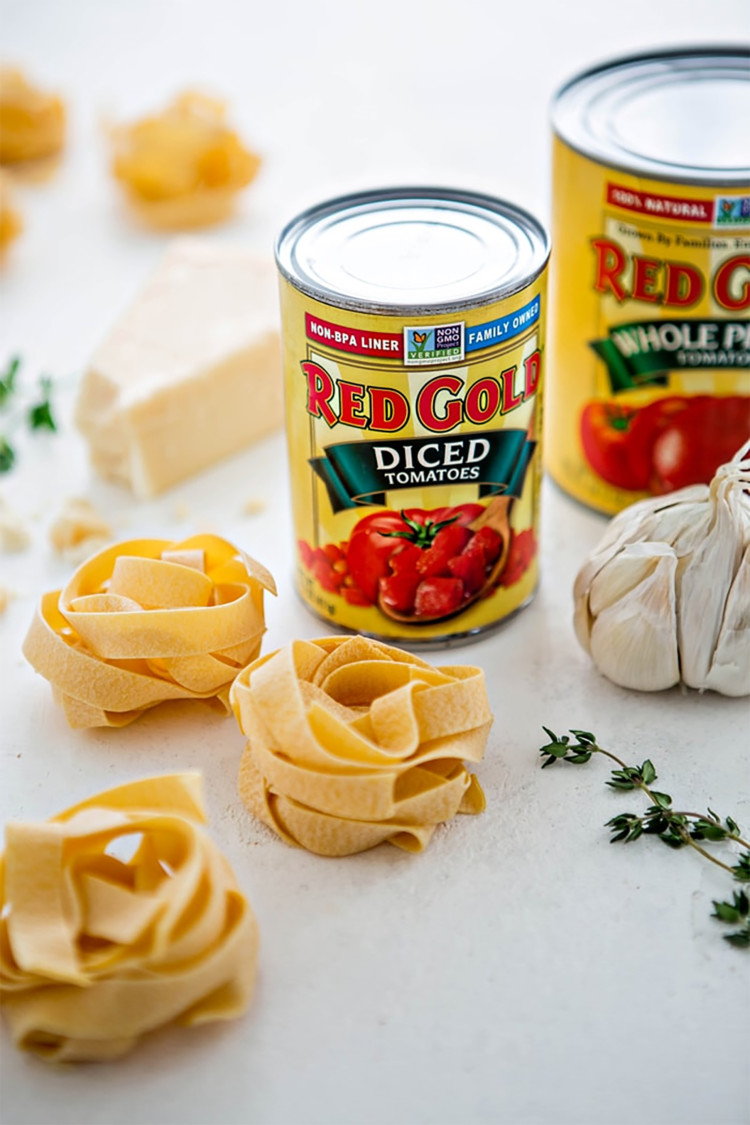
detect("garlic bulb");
top-left (574, 442), bottom-right (750, 696)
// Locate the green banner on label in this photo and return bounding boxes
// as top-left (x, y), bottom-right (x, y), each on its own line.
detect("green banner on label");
top-left (311, 430), bottom-right (535, 514)
top-left (590, 318), bottom-right (750, 393)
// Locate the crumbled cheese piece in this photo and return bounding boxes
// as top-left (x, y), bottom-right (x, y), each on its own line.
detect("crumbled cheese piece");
top-left (74, 239), bottom-right (283, 498)
top-left (49, 498), bottom-right (113, 564)
top-left (0, 498), bottom-right (30, 552)
top-left (160, 547), bottom-right (205, 571)
top-left (242, 497), bottom-right (265, 516)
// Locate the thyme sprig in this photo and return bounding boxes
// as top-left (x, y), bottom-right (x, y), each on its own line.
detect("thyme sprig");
top-left (539, 727), bottom-right (750, 948)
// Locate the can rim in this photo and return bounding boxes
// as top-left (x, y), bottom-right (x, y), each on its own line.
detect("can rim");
top-left (274, 185), bottom-right (551, 315)
top-left (551, 44), bottom-right (750, 186)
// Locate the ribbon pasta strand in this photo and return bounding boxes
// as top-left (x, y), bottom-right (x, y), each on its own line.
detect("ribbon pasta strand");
top-left (231, 636), bottom-right (492, 856)
top-left (0, 774), bottom-right (259, 1062)
top-left (23, 535), bottom-right (276, 728)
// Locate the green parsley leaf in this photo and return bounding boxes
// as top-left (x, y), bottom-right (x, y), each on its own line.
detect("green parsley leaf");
top-left (0, 355), bottom-right (21, 408)
top-left (28, 376), bottom-right (57, 432)
top-left (0, 436), bottom-right (15, 472)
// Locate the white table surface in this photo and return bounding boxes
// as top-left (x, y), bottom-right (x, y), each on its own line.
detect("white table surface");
top-left (1, 2), bottom-right (749, 1123)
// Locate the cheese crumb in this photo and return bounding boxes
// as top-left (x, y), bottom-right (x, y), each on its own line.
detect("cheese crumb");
top-left (0, 498), bottom-right (30, 552)
top-left (49, 498), bottom-right (113, 564)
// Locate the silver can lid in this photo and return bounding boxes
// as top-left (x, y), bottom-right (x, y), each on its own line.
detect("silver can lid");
top-left (275, 187), bottom-right (550, 315)
top-left (552, 47), bottom-right (750, 186)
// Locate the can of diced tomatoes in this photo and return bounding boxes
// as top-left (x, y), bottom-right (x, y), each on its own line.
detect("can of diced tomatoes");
top-left (547, 47), bottom-right (750, 515)
top-left (275, 187), bottom-right (550, 645)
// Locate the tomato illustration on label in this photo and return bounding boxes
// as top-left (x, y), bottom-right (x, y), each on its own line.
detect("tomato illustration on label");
top-left (347, 505), bottom-right (482, 603)
top-left (297, 501), bottom-right (537, 624)
top-left (644, 395), bottom-right (750, 493)
top-left (580, 394), bottom-right (750, 495)
top-left (498, 528), bottom-right (538, 588)
top-left (579, 402), bottom-right (651, 491)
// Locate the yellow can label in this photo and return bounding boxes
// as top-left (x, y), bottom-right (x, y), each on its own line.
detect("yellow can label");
top-left (547, 135), bottom-right (750, 514)
top-left (279, 273), bottom-right (547, 642)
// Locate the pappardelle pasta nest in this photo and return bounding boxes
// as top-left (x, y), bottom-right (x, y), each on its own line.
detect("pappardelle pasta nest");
top-left (109, 91), bottom-right (261, 229)
top-left (231, 635), bottom-right (492, 856)
top-left (0, 774), bottom-right (258, 1063)
top-left (23, 534), bottom-right (276, 728)
top-left (0, 67), bottom-right (66, 165)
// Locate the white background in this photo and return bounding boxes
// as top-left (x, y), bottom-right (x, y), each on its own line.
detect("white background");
top-left (1, 2), bottom-right (749, 1124)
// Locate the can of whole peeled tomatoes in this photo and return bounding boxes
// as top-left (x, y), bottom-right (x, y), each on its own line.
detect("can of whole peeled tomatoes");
top-left (547, 47), bottom-right (750, 514)
top-left (275, 187), bottom-right (550, 645)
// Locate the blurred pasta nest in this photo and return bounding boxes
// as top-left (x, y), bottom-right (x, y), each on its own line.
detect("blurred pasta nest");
top-left (231, 635), bottom-right (492, 856)
top-left (23, 534), bottom-right (276, 727)
top-left (109, 91), bottom-right (261, 228)
top-left (0, 773), bottom-right (258, 1063)
top-left (0, 169), bottom-right (22, 252)
top-left (0, 67), bottom-right (66, 164)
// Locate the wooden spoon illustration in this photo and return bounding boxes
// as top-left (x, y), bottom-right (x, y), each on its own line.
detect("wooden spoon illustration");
top-left (377, 494), bottom-right (514, 625)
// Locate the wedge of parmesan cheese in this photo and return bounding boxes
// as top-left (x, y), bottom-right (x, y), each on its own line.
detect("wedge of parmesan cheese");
top-left (75, 239), bottom-right (283, 497)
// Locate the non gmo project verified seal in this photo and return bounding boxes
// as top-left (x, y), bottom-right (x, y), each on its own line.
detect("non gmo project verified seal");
top-left (404, 322), bottom-right (465, 365)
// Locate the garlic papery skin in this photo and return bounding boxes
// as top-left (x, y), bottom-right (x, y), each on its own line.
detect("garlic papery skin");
top-left (574, 442), bottom-right (750, 696)
top-left (705, 545), bottom-right (750, 697)
top-left (677, 475), bottom-right (746, 691)
top-left (587, 543), bottom-right (680, 692)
